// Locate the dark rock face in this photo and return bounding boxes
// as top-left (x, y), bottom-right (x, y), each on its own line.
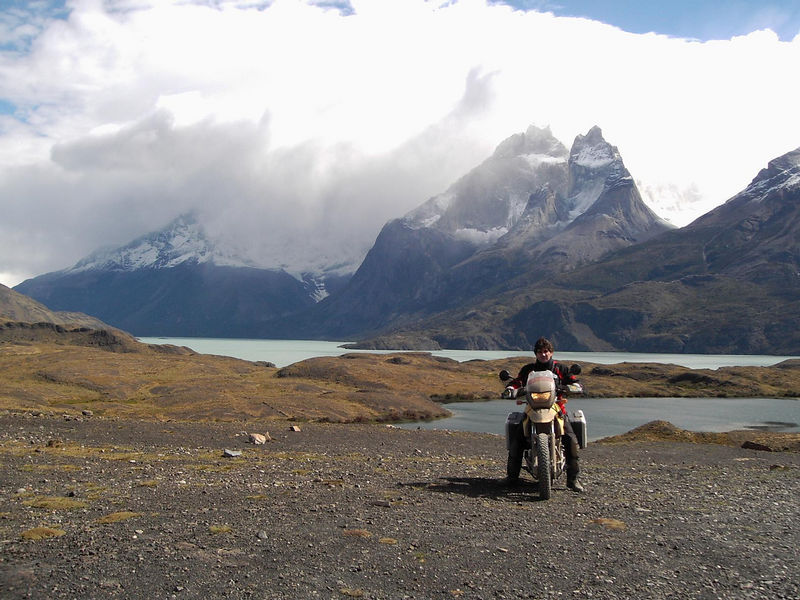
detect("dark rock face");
top-left (16, 263), bottom-right (315, 337)
top-left (351, 144), bottom-right (800, 354)
top-left (304, 126), bottom-right (672, 340)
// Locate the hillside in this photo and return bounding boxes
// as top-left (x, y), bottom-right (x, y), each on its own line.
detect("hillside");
top-left (0, 283), bottom-right (111, 330)
top-left (4, 317), bottom-right (800, 424)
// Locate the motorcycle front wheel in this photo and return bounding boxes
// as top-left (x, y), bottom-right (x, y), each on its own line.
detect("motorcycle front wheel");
top-left (536, 433), bottom-right (551, 500)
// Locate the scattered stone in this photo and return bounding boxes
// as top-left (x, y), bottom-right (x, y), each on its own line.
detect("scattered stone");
top-left (589, 518), bottom-right (627, 530)
top-left (248, 433), bottom-right (271, 445)
top-left (289, 425), bottom-right (301, 432)
top-left (223, 449), bottom-right (242, 458)
top-left (742, 441), bottom-right (773, 452)
top-left (82, 409), bottom-right (93, 417)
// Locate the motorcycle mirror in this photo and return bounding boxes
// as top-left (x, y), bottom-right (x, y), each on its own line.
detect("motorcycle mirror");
top-left (499, 370), bottom-right (511, 382)
top-left (569, 364), bottom-right (582, 375)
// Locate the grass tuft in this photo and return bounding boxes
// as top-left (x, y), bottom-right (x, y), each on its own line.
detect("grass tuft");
top-left (209, 524), bottom-right (231, 534)
top-left (22, 496), bottom-right (87, 510)
top-left (97, 511), bottom-right (141, 524)
top-left (342, 528), bottom-right (371, 538)
top-left (21, 526), bottom-right (66, 540)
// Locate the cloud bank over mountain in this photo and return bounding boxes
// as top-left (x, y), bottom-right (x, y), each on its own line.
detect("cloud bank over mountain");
top-left (1, 0), bottom-right (799, 285)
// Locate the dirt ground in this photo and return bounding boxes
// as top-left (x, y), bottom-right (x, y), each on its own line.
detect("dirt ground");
top-left (1, 412), bottom-right (798, 600)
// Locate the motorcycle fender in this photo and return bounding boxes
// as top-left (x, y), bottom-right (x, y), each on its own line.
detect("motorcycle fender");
top-left (505, 412), bottom-right (525, 454)
top-left (527, 406), bottom-right (557, 424)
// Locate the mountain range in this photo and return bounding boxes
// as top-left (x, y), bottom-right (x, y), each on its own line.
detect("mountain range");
top-left (13, 126), bottom-right (800, 353)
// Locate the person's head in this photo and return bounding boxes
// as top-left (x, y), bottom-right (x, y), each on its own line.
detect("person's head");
top-left (534, 337), bottom-right (554, 362)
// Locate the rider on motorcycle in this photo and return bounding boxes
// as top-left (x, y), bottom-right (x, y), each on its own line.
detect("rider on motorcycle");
top-left (503, 337), bottom-right (585, 493)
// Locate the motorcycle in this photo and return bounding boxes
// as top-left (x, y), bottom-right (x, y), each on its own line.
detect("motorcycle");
top-left (500, 365), bottom-right (586, 500)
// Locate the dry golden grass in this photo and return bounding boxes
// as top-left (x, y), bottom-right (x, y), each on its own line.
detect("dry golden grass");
top-left (3, 335), bottom-right (800, 426)
top-left (22, 496), bottom-right (87, 510)
top-left (21, 526), bottom-right (66, 540)
top-left (342, 528), bottom-right (371, 538)
top-left (589, 518), bottom-right (628, 530)
top-left (209, 524), bottom-right (231, 534)
top-left (96, 511), bottom-right (141, 524)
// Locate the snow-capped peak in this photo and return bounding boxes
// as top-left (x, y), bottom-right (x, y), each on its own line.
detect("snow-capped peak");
top-left (402, 125), bottom-right (569, 242)
top-left (67, 213), bottom-right (257, 273)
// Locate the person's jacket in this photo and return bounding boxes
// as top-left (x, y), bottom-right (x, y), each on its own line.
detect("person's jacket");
top-left (508, 358), bottom-right (576, 390)
top-left (508, 359), bottom-right (577, 414)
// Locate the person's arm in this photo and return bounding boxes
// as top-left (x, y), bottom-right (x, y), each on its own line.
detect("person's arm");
top-left (503, 363), bottom-right (533, 398)
top-left (553, 361), bottom-right (577, 385)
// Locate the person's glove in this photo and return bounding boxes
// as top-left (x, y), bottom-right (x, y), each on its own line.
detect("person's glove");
top-left (501, 386), bottom-right (518, 399)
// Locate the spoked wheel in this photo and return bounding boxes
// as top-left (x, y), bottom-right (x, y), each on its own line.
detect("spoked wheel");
top-left (536, 433), bottom-right (551, 500)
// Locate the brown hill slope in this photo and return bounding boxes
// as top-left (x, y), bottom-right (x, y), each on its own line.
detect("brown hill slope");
top-left (3, 320), bottom-right (800, 425)
top-left (0, 283), bottom-right (110, 329)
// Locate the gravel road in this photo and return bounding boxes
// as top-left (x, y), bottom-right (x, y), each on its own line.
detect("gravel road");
top-left (1, 413), bottom-right (798, 599)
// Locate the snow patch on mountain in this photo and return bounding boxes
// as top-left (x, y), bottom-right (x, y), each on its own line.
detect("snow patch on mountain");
top-left (302, 273), bottom-right (330, 302)
top-left (406, 191), bottom-right (456, 229)
top-left (452, 226), bottom-right (509, 245)
top-left (567, 179), bottom-right (605, 221)
top-left (65, 212), bottom-right (364, 297)
top-left (67, 214), bottom-right (256, 274)
top-left (521, 153), bottom-right (568, 169)
top-left (570, 143), bottom-right (616, 169)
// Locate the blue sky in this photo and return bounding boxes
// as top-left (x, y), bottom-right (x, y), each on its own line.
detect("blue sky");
top-left (0, 0), bottom-right (799, 287)
top-left (319, 0), bottom-right (800, 40)
top-left (508, 0), bottom-right (800, 41)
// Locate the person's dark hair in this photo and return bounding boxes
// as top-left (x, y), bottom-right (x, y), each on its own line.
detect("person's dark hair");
top-left (534, 337), bottom-right (554, 353)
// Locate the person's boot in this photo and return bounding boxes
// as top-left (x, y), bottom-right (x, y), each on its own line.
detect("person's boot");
top-left (567, 477), bottom-right (585, 493)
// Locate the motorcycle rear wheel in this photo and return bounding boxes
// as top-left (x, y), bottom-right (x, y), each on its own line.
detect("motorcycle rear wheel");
top-left (536, 433), bottom-right (551, 500)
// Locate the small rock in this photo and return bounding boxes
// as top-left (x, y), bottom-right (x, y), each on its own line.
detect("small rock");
top-left (223, 449), bottom-right (242, 458)
top-left (248, 433), bottom-right (271, 445)
top-left (82, 409), bottom-right (93, 417)
top-left (741, 441), bottom-right (773, 452)
top-left (289, 425), bottom-right (301, 432)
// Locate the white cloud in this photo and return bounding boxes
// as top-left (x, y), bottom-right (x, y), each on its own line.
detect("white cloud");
top-left (1, 0), bottom-right (799, 286)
